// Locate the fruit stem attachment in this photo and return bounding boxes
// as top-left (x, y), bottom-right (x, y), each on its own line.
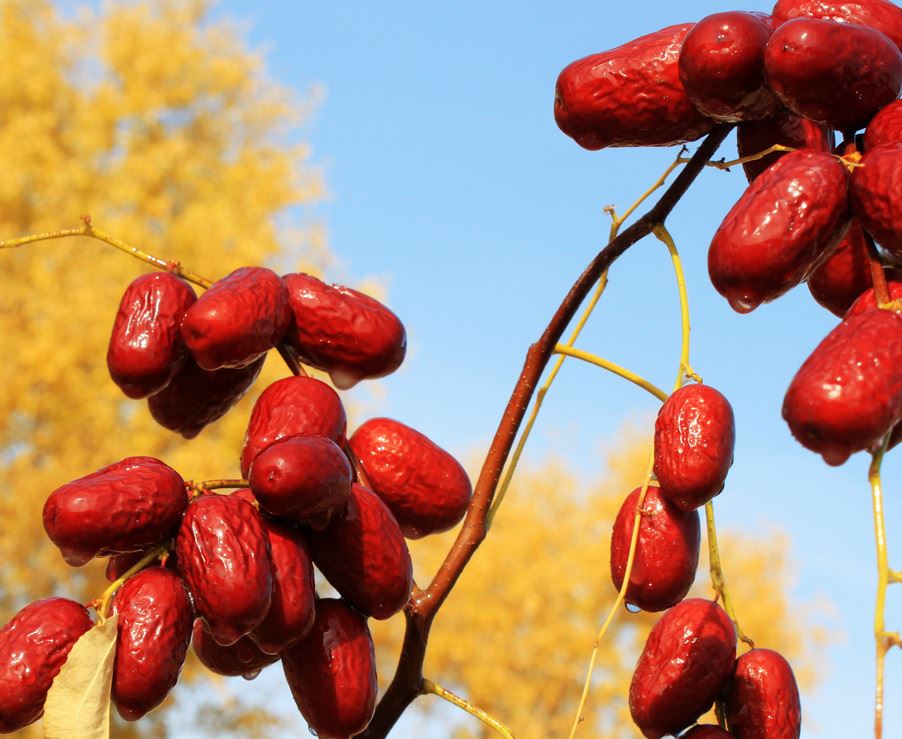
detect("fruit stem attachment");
top-left (863, 232), bottom-right (892, 308)
top-left (94, 543), bottom-right (171, 622)
top-left (422, 678), bottom-right (515, 738)
top-left (552, 345), bottom-right (668, 401)
top-left (870, 437), bottom-right (894, 739)
top-left (678, 143), bottom-right (794, 172)
top-left (705, 501), bottom-right (753, 648)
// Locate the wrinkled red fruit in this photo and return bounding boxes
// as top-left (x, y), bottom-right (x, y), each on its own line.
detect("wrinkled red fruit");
top-left (282, 273), bottom-right (407, 390)
top-left (866, 99), bottom-right (902, 150)
top-left (725, 648), bottom-right (802, 739)
top-left (609, 485), bottom-right (700, 612)
top-left (772, 0), bottom-right (902, 52)
top-left (191, 621), bottom-right (278, 679)
top-left (764, 18), bottom-right (902, 133)
top-left (630, 598), bottom-right (737, 739)
top-left (708, 149), bottom-right (850, 313)
top-left (678, 12), bottom-right (777, 122)
top-left (0, 598), bottom-right (93, 733)
top-left (851, 143), bottom-right (902, 254)
top-left (349, 417), bottom-right (473, 539)
top-left (180, 267), bottom-right (291, 371)
top-left (684, 727), bottom-right (735, 738)
top-left (43, 456), bottom-right (187, 567)
top-left (248, 435), bottom-right (352, 531)
top-left (306, 484), bottom-right (413, 620)
top-left (282, 598), bottom-right (377, 739)
top-left (736, 110), bottom-right (832, 182)
top-left (783, 308), bottom-right (902, 465)
top-left (554, 24), bottom-right (714, 150)
top-left (107, 272), bottom-right (197, 399)
top-left (654, 384), bottom-right (735, 511)
top-left (176, 494), bottom-right (272, 645)
top-left (249, 519), bottom-right (316, 655)
top-left (148, 354), bottom-right (265, 439)
top-left (111, 567), bottom-right (193, 721)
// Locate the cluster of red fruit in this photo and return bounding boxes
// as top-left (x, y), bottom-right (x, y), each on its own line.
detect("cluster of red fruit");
top-left (0, 267), bottom-right (473, 737)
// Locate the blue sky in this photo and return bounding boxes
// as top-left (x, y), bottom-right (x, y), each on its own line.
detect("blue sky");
top-left (197, 2), bottom-right (898, 736)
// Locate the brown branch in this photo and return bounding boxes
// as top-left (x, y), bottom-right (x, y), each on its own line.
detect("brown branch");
top-left (361, 123), bottom-right (734, 738)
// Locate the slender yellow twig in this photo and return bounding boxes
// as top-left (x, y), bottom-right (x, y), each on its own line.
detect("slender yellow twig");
top-left (552, 345), bottom-right (668, 402)
top-left (422, 679), bottom-right (515, 738)
top-left (199, 478), bottom-right (249, 490)
top-left (705, 502), bottom-right (753, 648)
top-left (608, 147), bottom-right (688, 235)
top-left (95, 543), bottom-right (171, 621)
top-left (678, 144), bottom-right (795, 171)
top-left (870, 437), bottom-right (892, 739)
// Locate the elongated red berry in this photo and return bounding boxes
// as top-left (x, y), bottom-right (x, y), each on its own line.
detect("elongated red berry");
top-left (725, 648), bottom-right (802, 739)
top-left (850, 143), bottom-right (902, 254)
top-left (192, 621), bottom-right (278, 679)
top-left (736, 110), bottom-right (832, 182)
top-left (772, 0), bottom-right (902, 52)
top-left (865, 99), bottom-right (902, 150)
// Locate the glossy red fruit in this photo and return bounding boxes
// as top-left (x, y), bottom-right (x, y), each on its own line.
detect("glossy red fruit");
top-left (148, 354), bottom-right (265, 439)
top-left (180, 267), bottom-right (291, 371)
top-left (306, 483), bottom-right (413, 620)
top-left (0, 598), bottom-right (93, 733)
top-left (709, 149), bottom-right (850, 312)
top-left (764, 18), bottom-right (902, 133)
top-left (111, 568), bottom-right (193, 721)
top-left (241, 376), bottom-right (347, 477)
top-left (725, 648), bottom-right (802, 739)
top-left (846, 279), bottom-right (902, 316)
top-left (349, 417), bottom-right (473, 539)
top-left (175, 494), bottom-right (272, 645)
top-left (851, 143), bottom-right (902, 254)
top-left (683, 727), bottom-right (736, 738)
top-left (630, 598), bottom-right (737, 739)
top-left (736, 110), bottom-right (832, 182)
top-left (654, 384), bottom-right (735, 511)
top-left (43, 456), bottom-right (187, 567)
top-left (678, 12), bottom-right (777, 122)
top-left (282, 598), bottom-right (377, 739)
top-left (282, 272), bottom-right (407, 390)
top-left (609, 485), bottom-right (700, 612)
top-left (248, 435), bottom-right (352, 530)
top-left (191, 621), bottom-right (278, 679)
top-left (782, 308), bottom-right (902, 465)
top-left (554, 24), bottom-right (714, 150)
top-left (107, 272), bottom-right (197, 399)
top-left (772, 0), bottom-right (902, 52)
top-left (865, 99), bottom-right (902, 150)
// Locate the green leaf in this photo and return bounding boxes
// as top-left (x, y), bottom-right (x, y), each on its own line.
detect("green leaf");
top-left (43, 614), bottom-right (118, 739)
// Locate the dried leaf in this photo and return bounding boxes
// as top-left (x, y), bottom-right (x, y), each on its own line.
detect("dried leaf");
top-left (43, 614), bottom-right (118, 739)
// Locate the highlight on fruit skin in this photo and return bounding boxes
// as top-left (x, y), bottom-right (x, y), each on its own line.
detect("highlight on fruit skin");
top-left (725, 647), bottom-right (802, 739)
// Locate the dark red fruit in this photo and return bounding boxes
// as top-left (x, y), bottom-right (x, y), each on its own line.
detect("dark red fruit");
top-left (148, 354), bottom-right (265, 439)
top-left (180, 267), bottom-right (291, 371)
top-left (653, 384), bottom-right (735, 511)
top-left (725, 648), bottom-right (802, 739)
top-left (683, 727), bottom-right (736, 738)
top-left (43, 456), bottom-right (187, 567)
top-left (306, 483), bottom-right (413, 620)
top-left (175, 494), bottom-right (272, 645)
top-left (629, 598), bottom-right (737, 739)
top-left (772, 0), bottom-right (902, 52)
top-left (678, 12), bottom-right (778, 122)
top-left (609, 485), bottom-right (700, 612)
top-left (0, 598), bottom-right (94, 733)
top-left (851, 143), bottom-right (902, 254)
top-left (554, 24), bottom-right (714, 150)
top-left (248, 435), bottom-right (352, 531)
top-left (282, 598), bottom-right (377, 739)
top-left (240, 376), bottom-right (347, 477)
top-left (736, 110), bottom-right (832, 182)
top-left (111, 567), bottom-right (193, 721)
top-left (764, 18), bottom-right (902, 134)
top-left (708, 149), bottom-right (850, 313)
top-left (192, 621), bottom-right (278, 679)
top-left (282, 273), bottom-right (407, 390)
top-left (847, 279), bottom-right (902, 316)
top-left (107, 272), bottom-right (197, 399)
top-left (865, 99), bottom-right (902, 150)
top-left (782, 308), bottom-right (902, 464)
top-left (349, 417), bottom-right (473, 539)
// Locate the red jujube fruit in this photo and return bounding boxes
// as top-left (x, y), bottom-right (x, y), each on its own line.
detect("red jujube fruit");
top-left (609, 485), bottom-right (700, 612)
top-left (865, 99), bottom-right (902, 150)
top-left (847, 280), bottom-right (902, 316)
top-left (111, 567), bottom-right (193, 721)
top-left (107, 272), bottom-right (197, 399)
top-left (772, 0), bottom-right (902, 52)
top-left (282, 598), bottom-right (377, 739)
top-left (0, 598), bottom-right (93, 733)
top-left (850, 143), bottom-right (902, 254)
top-left (349, 417), bottom-right (473, 539)
top-left (282, 272), bottom-right (407, 390)
top-left (725, 648), bottom-right (802, 739)
top-left (736, 110), bottom-right (832, 182)
top-left (191, 621), bottom-right (278, 679)
top-left (43, 456), bottom-right (187, 567)
top-left (554, 24), bottom-right (714, 150)
top-left (180, 266), bottom-right (291, 370)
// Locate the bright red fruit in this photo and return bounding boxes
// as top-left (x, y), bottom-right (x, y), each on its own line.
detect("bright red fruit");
top-left (654, 384), bottom-right (735, 511)
top-left (282, 598), bottom-right (377, 739)
top-left (846, 280), bottom-right (902, 316)
top-left (282, 272), bottom-right (407, 389)
top-left (180, 267), bottom-right (291, 370)
top-left (725, 648), bottom-right (802, 739)
top-left (736, 110), bottom-right (832, 182)
top-left (43, 456), bottom-right (187, 567)
top-left (0, 598), bottom-right (93, 733)
top-left (349, 417), bottom-right (473, 538)
top-left (630, 598), bottom-right (737, 739)
top-left (111, 568), bottom-right (193, 721)
top-left (772, 0), bottom-right (902, 52)
top-left (554, 24), bottom-right (714, 150)
top-left (609, 485), bottom-right (700, 612)
top-left (850, 143), bottom-right (902, 254)
top-left (192, 621), bottom-right (278, 679)
top-left (865, 99), bottom-right (902, 150)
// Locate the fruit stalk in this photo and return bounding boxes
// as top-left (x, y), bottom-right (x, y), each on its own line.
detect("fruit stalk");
top-left (422, 678), bottom-right (514, 738)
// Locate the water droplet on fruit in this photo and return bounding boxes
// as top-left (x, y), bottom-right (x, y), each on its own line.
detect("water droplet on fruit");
top-left (308, 724), bottom-right (319, 736)
top-left (241, 669), bottom-right (261, 681)
top-left (727, 294), bottom-right (759, 314)
top-left (625, 601), bottom-right (642, 614)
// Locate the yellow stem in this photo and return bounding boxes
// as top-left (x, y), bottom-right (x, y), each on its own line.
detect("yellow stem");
top-left (609, 148), bottom-right (688, 234)
top-left (705, 502), bottom-right (753, 647)
top-left (870, 439), bottom-right (891, 739)
top-left (552, 345), bottom-right (668, 402)
top-left (200, 478), bottom-right (249, 490)
top-left (422, 679), bottom-right (515, 738)
top-left (95, 543), bottom-right (171, 621)
top-left (678, 144), bottom-right (795, 171)
top-left (654, 224), bottom-right (698, 386)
